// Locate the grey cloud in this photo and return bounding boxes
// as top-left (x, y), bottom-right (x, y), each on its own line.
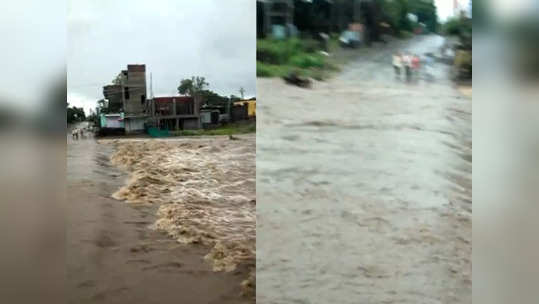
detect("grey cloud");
top-left (68, 0), bottom-right (255, 113)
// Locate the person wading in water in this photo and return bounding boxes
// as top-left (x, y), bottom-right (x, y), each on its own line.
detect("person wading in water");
top-left (393, 52), bottom-right (403, 79)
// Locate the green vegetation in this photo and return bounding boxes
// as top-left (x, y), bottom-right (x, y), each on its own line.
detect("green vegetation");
top-left (256, 62), bottom-right (290, 78)
top-left (378, 0), bottom-right (438, 36)
top-left (257, 38), bottom-right (338, 78)
top-left (177, 76), bottom-right (209, 97)
top-left (442, 16), bottom-right (472, 50)
top-left (257, 38), bottom-right (321, 65)
top-left (169, 122), bottom-right (256, 137)
top-left (177, 76), bottom-right (246, 112)
top-left (67, 102), bottom-right (85, 124)
top-left (257, 0), bottom-right (439, 78)
top-left (442, 17), bottom-right (471, 37)
top-left (443, 15), bottom-right (472, 80)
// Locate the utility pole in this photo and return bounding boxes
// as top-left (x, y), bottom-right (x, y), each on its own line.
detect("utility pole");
top-left (150, 72), bottom-right (154, 99)
top-left (227, 98), bottom-right (232, 122)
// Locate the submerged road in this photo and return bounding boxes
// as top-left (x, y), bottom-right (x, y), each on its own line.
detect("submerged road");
top-left (67, 124), bottom-right (249, 304)
top-left (257, 35), bottom-right (471, 303)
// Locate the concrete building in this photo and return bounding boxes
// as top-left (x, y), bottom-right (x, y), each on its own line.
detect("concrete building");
top-left (101, 64), bottom-right (148, 134)
top-left (98, 64), bottom-right (207, 134)
top-left (147, 96), bottom-right (201, 130)
top-left (257, 0), bottom-right (294, 38)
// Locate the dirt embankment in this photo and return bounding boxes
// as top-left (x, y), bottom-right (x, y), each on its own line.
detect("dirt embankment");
top-left (107, 135), bottom-right (256, 297)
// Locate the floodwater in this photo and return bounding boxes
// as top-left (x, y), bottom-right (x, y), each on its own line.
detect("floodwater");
top-left (67, 124), bottom-right (253, 304)
top-left (109, 135), bottom-right (256, 289)
top-left (257, 35), bottom-right (471, 303)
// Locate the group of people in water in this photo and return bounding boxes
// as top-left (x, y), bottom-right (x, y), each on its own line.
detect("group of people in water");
top-left (392, 52), bottom-right (422, 82)
top-left (71, 128), bottom-right (86, 140)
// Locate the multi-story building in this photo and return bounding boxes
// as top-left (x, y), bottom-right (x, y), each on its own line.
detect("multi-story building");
top-left (101, 64), bottom-right (148, 133)
top-left (99, 64), bottom-right (207, 134)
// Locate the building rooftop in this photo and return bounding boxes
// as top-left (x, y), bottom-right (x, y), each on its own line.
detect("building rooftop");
top-left (153, 96), bottom-right (193, 103)
top-left (127, 64), bottom-right (146, 72)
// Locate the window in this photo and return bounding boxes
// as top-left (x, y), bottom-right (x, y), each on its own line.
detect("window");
top-left (141, 95), bottom-right (145, 105)
top-left (124, 87), bottom-right (129, 100)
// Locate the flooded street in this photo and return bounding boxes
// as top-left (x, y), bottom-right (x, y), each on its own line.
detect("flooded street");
top-left (257, 35), bottom-right (471, 303)
top-left (67, 125), bottom-right (253, 304)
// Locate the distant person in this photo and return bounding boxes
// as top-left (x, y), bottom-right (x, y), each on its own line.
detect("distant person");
top-left (423, 55), bottom-right (434, 80)
top-left (403, 53), bottom-right (412, 82)
top-left (411, 54), bottom-right (421, 77)
top-left (392, 53), bottom-right (402, 78)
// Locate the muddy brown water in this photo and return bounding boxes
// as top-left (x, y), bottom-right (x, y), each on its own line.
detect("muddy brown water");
top-left (67, 124), bottom-right (250, 304)
top-left (257, 35), bottom-right (471, 303)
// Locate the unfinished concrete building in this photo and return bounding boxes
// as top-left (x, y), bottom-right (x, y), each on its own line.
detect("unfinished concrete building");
top-left (101, 64), bottom-right (148, 133)
top-left (147, 96), bottom-right (201, 130)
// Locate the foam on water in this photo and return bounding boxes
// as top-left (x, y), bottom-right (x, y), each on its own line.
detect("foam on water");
top-left (108, 136), bottom-right (255, 294)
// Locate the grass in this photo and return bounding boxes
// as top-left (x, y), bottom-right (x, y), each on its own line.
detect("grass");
top-left (169, 121), bottom-right (256, 137)
top-left (257, 61), bottom-right (291, 77)
top-left (257, 38), bottom-right (340, 79)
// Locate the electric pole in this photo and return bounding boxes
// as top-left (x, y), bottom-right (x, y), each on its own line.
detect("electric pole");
top-left (239, 87), bottom-right (245, 99)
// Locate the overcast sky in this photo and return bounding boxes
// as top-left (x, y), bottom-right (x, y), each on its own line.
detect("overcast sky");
top-left (68, 0), bottom-right (255, 114)
top-left (435, 0), bottom-right (471, 22)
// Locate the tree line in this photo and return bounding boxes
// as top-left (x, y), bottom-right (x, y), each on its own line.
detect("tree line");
top-left (177, 76), bottom-right (247, 111)
top-left (67, 102), bottom-right (86, 124)
top-left (261, 0), bottom-right (439, 41)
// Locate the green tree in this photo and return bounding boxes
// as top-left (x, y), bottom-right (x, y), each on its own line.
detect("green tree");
top-left (200, 90), bottom-right (229, 107)
top-left (67, 103), bottom-right (86, 124)
top-left (408, 0), bottom-right (438, 32)
top-left (379, 0), bottom-right (412, 34)
top-left (177, 76), bottom-right (209, 97)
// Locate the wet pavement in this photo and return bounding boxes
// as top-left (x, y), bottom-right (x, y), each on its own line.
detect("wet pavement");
top-left (67, 123), bottom-right (250, 304)
top-left (257, 35), bottom-right (471, 303)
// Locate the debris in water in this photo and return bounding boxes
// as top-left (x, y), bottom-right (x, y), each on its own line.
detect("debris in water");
top-left (283, 71), bottom-right (312, 88)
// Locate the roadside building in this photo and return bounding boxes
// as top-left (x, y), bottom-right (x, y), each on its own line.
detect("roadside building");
top-left (200, 109), bottom-right (221, 127)
top-left (146, 96), bottom-right (201, 130)
top-left (100, 64), bottom-right (148, 134)
top-left (257, 0), bottom-right (295, 38)
top-left (233, 99), bottom-right (256, 119)
top-left (230, 98), bottom-right (256, 122)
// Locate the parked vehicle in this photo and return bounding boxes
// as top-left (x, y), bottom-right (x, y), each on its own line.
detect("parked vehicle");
top-left (339, 30), bottom-right (361, 48)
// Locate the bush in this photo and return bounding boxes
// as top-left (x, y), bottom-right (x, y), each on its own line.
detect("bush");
top-left (257, 38), bottom-right (338, 79)
top-left (300, 39), bottom-right (321, 53)
top-left (256, 38), bottom-right (324, 65)
top-left (257, 39), bottom-right (300, 64)
top-left (256, 61), bottom-right (273, 77)
top-left (290, 54), bottom-right (325, 69)
top-left (443, 17), bottom-right (471, 37)
top-left (257, 61), bottom-right (290, 77)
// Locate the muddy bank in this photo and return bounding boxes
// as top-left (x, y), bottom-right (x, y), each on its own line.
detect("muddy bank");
top-left (68, 131), bottom-right (252, 304)
top-left (105, 134), bottom-right (256, 297)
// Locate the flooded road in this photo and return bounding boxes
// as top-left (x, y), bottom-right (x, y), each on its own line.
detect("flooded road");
top-left (257, 35), bottom-right (471, 303)
top-left (67, 124), bottom-right (252, 304)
